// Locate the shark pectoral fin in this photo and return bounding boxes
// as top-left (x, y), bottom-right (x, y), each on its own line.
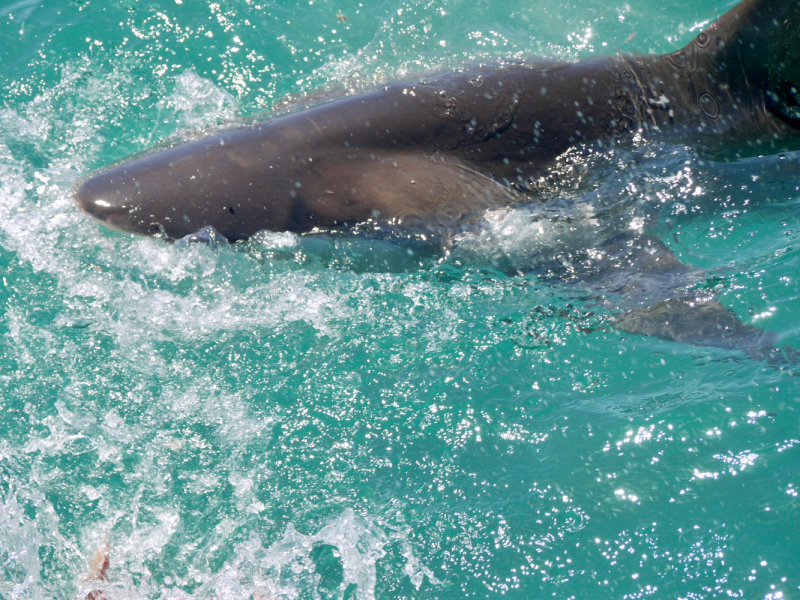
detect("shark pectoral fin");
top-left (315, 152), bottom-right (521, 231)
top-left (613, 295), bottom-right (795, 362)
top-left (578, 234), bottom-right (705, 306)
top-left (593, 236), bottom-right (799, 364)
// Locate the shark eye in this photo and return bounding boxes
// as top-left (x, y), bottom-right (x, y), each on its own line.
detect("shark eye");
top-left (766, 72), bottom-right (800, 124)
top-left (777, 79), bottom-right (800, 110)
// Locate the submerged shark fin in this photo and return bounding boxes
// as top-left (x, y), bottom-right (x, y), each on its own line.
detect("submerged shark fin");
top-left (613, 295), bottom-right (791, 362)
top-left (566, 234), bottom-right (794, 362)
top-left (574, 235), bottom-right (704, 308)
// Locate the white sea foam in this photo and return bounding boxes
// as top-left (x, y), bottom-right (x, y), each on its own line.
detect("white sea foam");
top-left (59, 509), bottom-right (436, 600)
top-left (0, 143), bottom-right (28, 234)
top-left (93, 271), bottom-right (349, 341)
top-left (0, 476), bottom-right (77, 600)
top-left (0, 492), bottom-right (45, 600)
top-left (0, 66), bottom-right (347, 355)
top-left (250, 230), bottom-right (300, 250)
top-left (192, 508), bottom-right (437, 600)
top-left (162, 69), bottom-right (237, 129)
top-left (452, 202), bottom-right (606, 271)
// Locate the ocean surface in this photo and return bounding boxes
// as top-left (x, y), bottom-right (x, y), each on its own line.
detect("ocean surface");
top-left (1, 0), bottom-right (800, 598)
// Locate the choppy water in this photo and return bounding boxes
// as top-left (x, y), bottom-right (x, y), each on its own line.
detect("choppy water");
top-left (2, 0), bottom-right (800, 598)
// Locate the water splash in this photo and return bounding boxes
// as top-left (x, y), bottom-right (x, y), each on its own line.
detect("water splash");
top-left (160, 69), bottom-right (238, 130)
top-left (189, 508), bottom-right (436, 600)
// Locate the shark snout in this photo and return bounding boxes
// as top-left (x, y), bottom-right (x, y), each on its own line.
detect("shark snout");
top-left (74, 171), bottom-right (143, 233)
top-left (74, 165), bottom-right (179, 238)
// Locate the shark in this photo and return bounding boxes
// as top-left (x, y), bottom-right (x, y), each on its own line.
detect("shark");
top-left (74, 0), bottom-right (800, 360)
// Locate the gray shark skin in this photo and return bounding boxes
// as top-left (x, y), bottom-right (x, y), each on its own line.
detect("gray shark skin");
top-left (74, 0), bottom-right (800, 361)
top-left (75, 0), bottom-right (800, 241)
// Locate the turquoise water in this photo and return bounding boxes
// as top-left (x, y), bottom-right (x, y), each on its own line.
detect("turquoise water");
top-left (2, 0), bottom-right (800, 598)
